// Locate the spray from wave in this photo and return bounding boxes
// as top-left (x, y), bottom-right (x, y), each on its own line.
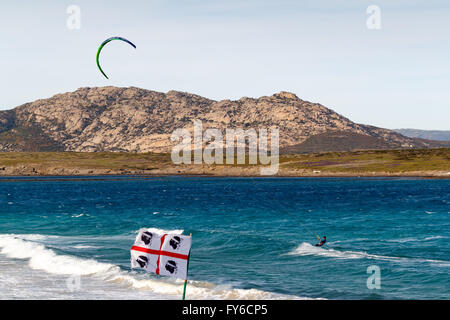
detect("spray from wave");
top-left (0, 234), bottom-right (116, 276)
top-left (288, 242), bottom-right (450, 267)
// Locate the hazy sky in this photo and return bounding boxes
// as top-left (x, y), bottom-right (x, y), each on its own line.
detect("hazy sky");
top-left (1, 0), bottom-right (449, 130)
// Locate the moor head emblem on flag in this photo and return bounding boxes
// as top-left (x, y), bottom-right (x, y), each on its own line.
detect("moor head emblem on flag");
top-left (165, 260), bottom-right (178, 274)
top-left (130, 229), bottom-right (192, 280)
top-left (136, 255), bottom-right (148, 268)
top-left (169, 236), bottom-right (182, 250)
top-left (140, 231), bottom-right (153, 245)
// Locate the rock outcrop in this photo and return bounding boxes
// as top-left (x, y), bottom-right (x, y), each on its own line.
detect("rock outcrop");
top-left (0, 86), bottom-right (447, 153)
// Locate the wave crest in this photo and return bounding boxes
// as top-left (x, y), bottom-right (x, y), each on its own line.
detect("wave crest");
top-left (288, 242), bottom-right (450, 266)
top-left (0, 234), bottom-right (311, 300)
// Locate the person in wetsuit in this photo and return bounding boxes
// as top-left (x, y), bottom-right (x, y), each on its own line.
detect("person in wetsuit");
top-left (315, 236), bottom-right (326, 247)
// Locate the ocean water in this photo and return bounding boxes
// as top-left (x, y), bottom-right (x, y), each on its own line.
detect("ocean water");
top-left (0, 176), bottom-right (449, 300)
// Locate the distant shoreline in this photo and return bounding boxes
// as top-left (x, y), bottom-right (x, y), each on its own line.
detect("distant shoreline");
top-left (1, 149), bottom-right (449, 179)
top-left (0, 172), bottom-right (449, 180)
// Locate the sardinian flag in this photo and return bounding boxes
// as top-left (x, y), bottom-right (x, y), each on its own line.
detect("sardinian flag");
top-left (131, 229), bottom-right (192, 280)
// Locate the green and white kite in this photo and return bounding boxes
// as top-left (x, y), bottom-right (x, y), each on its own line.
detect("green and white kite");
top-left (96, 36), bottom-right (136, 79)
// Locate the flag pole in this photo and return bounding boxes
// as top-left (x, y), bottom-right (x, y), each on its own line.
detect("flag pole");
top-left (182, 233), bottom-right (192, 300)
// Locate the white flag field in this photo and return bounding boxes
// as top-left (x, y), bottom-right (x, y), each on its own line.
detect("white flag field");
top-left (131, 229), bottom-right (192, 280)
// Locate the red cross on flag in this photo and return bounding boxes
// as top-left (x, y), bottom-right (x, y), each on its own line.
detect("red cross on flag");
top-left (131, 229), bottom-right (192, 280)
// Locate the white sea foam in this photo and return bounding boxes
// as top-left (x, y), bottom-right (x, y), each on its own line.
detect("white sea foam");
top-left (108, 274), bottom-right (305, 300)
top-left (289, 242), bottom-right (387, 260)
top-left (71, 213), bottom-right (86, 218)
top-left (72, 245), bottom-right (98, 249)
top-left (424, 236), bottom-right (446, 241)
top-left (288, 242), bottom-right (450, 267)
top-left (13, 234), bottom-right (58, 241)
top-left (0, 234), bottom-right (117, 275)
top-left (385, 237), bottom-right (419, 243)
top-left (386, 236), bottom-right (446, 243)
top-left (135, 228), bottom-right (184, 235)
top-left (0, 234), bottom-right (311, 300)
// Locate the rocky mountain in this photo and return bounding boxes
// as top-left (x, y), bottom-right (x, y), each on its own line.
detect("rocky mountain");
top-left (0, 86), bottom-right (448, 153)
top-left (394, 129), bottom-right (450, 142)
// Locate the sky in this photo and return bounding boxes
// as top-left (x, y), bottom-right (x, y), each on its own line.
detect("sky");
top-left (1, 0), bottom-right (449, 130)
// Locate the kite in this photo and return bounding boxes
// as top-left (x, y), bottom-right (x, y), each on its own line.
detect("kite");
top-left (96, 36), bottom-right (136, 79)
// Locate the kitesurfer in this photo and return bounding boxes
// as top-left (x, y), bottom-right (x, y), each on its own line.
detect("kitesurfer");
top-left (315, 236), bottom-right (326, 247)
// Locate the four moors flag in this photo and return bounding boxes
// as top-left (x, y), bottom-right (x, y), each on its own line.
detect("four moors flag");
top-left (131, 229), bottom-right (192, 280)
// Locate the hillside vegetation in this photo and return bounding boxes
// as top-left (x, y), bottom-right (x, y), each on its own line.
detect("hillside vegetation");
top-left (0, 148), bottom-right (448, 177)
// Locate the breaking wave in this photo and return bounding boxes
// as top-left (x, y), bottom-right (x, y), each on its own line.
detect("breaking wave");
top-left (288, 242), bottom-right (450, 267)
top-left (0, 234), bottom-right (310, 300)
top-left (0, 234), bottom-right (116, 276)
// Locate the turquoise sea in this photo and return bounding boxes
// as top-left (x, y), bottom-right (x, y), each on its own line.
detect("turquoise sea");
top-left (0, 176), bottom-right (449, 299)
